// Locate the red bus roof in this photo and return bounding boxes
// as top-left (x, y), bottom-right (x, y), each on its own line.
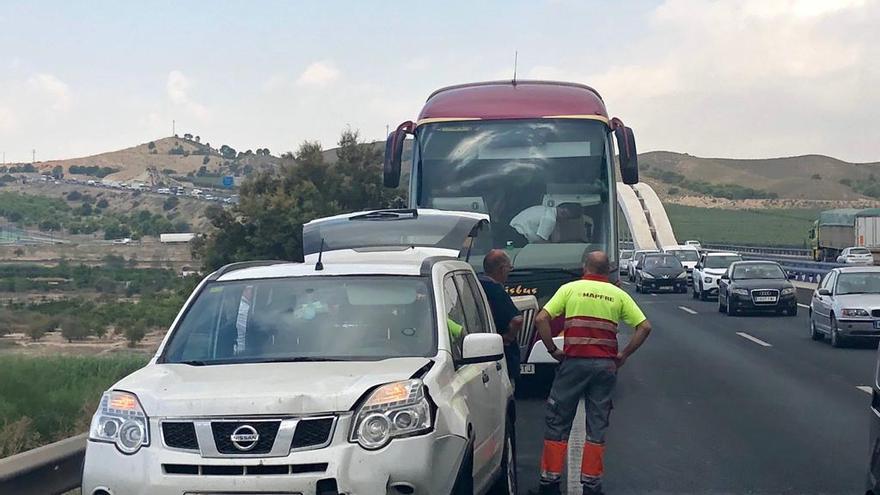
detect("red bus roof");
top-left (417, 80), bottom-right (608, 125)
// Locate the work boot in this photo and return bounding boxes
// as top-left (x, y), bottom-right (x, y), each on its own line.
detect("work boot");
top-left (582, 484), bottom-right (605, 495)
top-left (527, 481), bottom-right (562, 495)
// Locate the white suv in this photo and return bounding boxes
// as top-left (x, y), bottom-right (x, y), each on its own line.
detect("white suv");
top-left (692, 251), bottom-right (743, 300)
top-left (82, 210), bottom-right (516, 495)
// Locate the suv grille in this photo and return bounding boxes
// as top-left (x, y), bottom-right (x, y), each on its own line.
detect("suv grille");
top-left (291, 418), bottom-right (334, 449)
top-left (162, 422), bottom-right (198, 450)
top-left (212, 421), bottom-right (280, 454)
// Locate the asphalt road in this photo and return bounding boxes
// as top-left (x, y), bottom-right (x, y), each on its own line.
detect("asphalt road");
top-left (515, 283), bottom-right (878, 494)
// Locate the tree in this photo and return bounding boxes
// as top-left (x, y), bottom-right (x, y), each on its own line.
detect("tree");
top-left (67, 190), bottom-right (82, 201)
top-left (61, 317), bottom-right (90, 342)
top-left (125, 320), bottom-right (147, 347)
top-left (184, 133), bottom-right (193, 140)
top-left (96, 198), bottom-right (109, 209)
top-left (163, 196), bottom-right (179, 211)
top-left (51, 165), bottom-right (64, 179)
top-left (811, 173), bottom-right (822, 180)
top-left (195, 136), bottom-right (200, 143)
top-left (148, 141), bottom-right (156, 150)
top-left (202, 155), bottom-right (210, 165)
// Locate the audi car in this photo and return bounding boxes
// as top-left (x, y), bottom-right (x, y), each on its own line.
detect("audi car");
top-left (634, 253), bottom-right (688, 293)
top-left (718, 261), bottom-right (798, 316)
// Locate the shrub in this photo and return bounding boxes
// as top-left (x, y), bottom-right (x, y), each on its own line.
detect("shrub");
top-left (60, 317), bottom-right (90, 342)
top-left (667, 187), bottom-right (680, 195)
top-left (67, 190), bottom-right (82, 201)
top-left (811, 173), bottom-right (822, 180)
top-left (125, 321), bottom-right (147, 347)
top-left (96, 198), bottom-right (109, 209)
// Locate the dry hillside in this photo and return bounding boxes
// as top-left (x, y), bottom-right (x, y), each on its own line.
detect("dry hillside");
top-left (34, 136), bottom-right (280, 183)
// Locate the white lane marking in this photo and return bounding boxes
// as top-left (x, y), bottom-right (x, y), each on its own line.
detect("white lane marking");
top-left (797, 303), bottom-right (810, 309)
top-left (736, 332), bottom-right (772, 347)
top-left (650, 293), bottom-right (657, 297)
top-left (857, 386), bottom-right (873, 395)
top-left (678, 306), bottom-right (698, 315)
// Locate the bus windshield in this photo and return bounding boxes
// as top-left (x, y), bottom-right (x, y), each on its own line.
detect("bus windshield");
top-left (415, 119), bottom-right (613, 270)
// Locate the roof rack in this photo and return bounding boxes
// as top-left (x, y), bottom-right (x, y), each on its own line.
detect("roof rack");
top-left (208, 260), bottom-right (291, 281)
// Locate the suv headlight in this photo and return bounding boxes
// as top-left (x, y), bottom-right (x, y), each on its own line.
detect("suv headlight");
top-left (842, 308), bottom-right (870, 318)
top-left (89, 391), bottom-right (150, 454)
top-left (704, 276), bottom-right (713, 283)
top-left (641, 272), bottom-right (654, 279)
top-left (350, 379), bottom-right (433, 450)
top-left (781, 287), bottom-right (796, 296)
top-left (676, 272), bottom-right (688, 279)
top-left (732, 288), bottom-right (750, 296)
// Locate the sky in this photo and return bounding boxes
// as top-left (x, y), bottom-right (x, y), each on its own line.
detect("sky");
top-left (0, 0), bottom-right (878, 163)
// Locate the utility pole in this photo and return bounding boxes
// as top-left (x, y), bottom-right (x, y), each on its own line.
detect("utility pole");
top-left (386, 124), bottom-right (390, 137)
top-left (32, 149), bottom-right (35, 165)
top-left (172, 119), bottom-right (176, 136)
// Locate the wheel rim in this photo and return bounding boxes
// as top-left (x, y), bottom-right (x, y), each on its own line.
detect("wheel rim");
top-left (505, 435), bottom-right (516, 495)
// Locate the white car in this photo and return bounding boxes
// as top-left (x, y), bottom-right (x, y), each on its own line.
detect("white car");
top-left (684, 240), bottom-right (702, 250)
top-left (837, 247), bottom-right (874, 265)
top-left (82, 209), bottom-right (516, 495)
top-left (692, 251), bottom-right (743, 300)
top-left (619, 249), bottom-right (634, 275)
top-left (661, 245), bottom-right (701, 284)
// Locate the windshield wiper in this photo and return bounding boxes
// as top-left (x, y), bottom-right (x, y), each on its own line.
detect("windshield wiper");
top-left (251, 357), bottom-right (351, 364)
top-left (177, 360), bottom-right (209, 366)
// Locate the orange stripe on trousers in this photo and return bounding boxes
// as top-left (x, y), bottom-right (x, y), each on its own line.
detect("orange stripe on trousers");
top-left (539, 439), bottom-right (568, 477)
top-left (581, 441), bottom-right (605, 477)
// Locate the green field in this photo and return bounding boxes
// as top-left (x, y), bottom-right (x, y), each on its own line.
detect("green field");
top-left (0, 354), bottom-right (148, 457)
top-left (663, 205), bottom-right (819, 247)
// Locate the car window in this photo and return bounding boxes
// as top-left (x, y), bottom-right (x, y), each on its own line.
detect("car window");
top-left (621, 250), bottom-right (633, 259)
top-left (443, 274), bottom-right (468, 360)
top-left (850, 248), bottom-right (870, 255)
top-left (455, 272), bottom-right (488, 335)
top-left (706, 255), bottom-right (743, 269)
top-left (820, 272), bottom-right (835, 290)
top-left (836, 272), bottom-right (880, 295)
top-left (732, 263), bottom-right (786, 280)
top-left (644, 255), bottom-right (684, 270)
top-left (162, 276), bottom-right (436, 364)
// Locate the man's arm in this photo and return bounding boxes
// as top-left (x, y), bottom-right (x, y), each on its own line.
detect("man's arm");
top-left (502, 315), bottom-right (523, 345)
top-left (535, 309), bottom-right (565, 362)
top-left (616, 319), bottom-right (651, 368)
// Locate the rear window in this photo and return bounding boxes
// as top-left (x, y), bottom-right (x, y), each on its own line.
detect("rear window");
top-left (644, 255), bottom-right (684, 270)
top-left (705, 255), bottom-right (742, 269)
top-left (732, 263), bottom-right (786, 280)
top-left (667, 249), bottom-right (700, 262)
top-left (850, 248), bottom-right (870, 255)
top-left (162, 276), bottom-right (436, 364)
top-left (620, 250), bottom-right (633, 259)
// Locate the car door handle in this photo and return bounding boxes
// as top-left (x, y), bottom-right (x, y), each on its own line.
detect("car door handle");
top-left (482, 370), bottom-right (490, 384)
top-left (495, 361), bottom-right (503, 371)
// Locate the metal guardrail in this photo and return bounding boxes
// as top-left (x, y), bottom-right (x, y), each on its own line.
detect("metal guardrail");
top-left (702, 243), bottom-right (811, 258)
top-left (0, 433), bottom-right (86, 495)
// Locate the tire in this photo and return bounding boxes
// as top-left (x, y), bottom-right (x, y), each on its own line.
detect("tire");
top-left (830, 315), bottom-right (845, 348)
top-left (809, 314), bottom-right (823, 341)
top-left (787, 305), bottom-right (798, 317)
top-left (488, 419), bottom-right (517, 495)
top-left (699, 282), bottom-right (708, 301)
top-left (451, 436), bottom-right (475, 495)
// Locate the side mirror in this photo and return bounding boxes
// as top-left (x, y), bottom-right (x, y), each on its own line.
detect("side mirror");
top-left (613, 122), bottom-right (639, 185)
top-left (720, 274), bottom-right (730, 281)
top-left (460, 333), bottom-right (504, 365)
top-left (383, 121), bottom-right (412, 188)
top-left (817, 288), bottom-right (831, 296)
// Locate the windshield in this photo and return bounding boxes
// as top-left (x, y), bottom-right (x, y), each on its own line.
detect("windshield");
top-left (644, 255), bottom-right (684, 270)
top-left (162, 276), bottom-right (435, 364)
top-left (706, 255), bottom-right (742, 269)
top-left (303, 212), bottom-right (481, 256)
top-left (416, 119), bottom-right (613, 269)
top-left (668, 250), bottom-right (700, 262)
top-left (732, 264), bottom-right (786, 280)
top-left (849, 248), bottom-right (870, 255)
top-left (836, 272), bottom-right (880, 294)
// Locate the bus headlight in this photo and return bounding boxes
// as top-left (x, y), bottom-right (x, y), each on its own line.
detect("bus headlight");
top-left (350, 380), bottom-right (432, 450)
top-left (89, 391), bottom-right (150, 455)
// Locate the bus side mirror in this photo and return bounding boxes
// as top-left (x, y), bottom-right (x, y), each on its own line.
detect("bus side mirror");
top-left (384, 121), bottom-right (412, 188)
top-left (614, 124), bottom-right (639, 185)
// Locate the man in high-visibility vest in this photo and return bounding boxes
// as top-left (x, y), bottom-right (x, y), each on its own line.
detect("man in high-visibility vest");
top-left (533, 251), bottom-right (652, 495)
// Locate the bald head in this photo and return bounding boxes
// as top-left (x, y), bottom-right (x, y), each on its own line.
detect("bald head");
top-left (483, 249), bottom-right (513, 283)
top-left (583, 250), bottom-right (610, 276)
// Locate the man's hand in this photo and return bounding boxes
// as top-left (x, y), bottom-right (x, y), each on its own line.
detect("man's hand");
top-left (615, 352), bottom-right (627, 369)
top-left (550, 348), bottom-right (566, 362)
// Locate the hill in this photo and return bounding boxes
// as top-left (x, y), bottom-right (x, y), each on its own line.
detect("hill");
top-left (32, 136), bottom-right (281, 184)
top-left (640, 151), bottom-right (880, 202)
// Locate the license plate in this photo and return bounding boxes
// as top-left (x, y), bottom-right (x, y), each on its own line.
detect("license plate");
top-left (874, 321), bottom-right (880, 329)
top-left (520, 364), bottom-right (535, 374)
top-left (755, 296), bottom-right (777, 302)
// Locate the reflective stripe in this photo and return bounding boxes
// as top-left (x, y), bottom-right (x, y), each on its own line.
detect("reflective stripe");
top-left (564, 337), bottom-right (617, 347)
top-left (580, 440), bottom-right (605, 477)
top-left (564, 318), bottom-right (619, 333)
top-left (539, 439), bottom-right (567, 483)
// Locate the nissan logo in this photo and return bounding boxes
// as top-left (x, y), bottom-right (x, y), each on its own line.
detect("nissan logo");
top-left (230, 425), bottom-right (259, 451)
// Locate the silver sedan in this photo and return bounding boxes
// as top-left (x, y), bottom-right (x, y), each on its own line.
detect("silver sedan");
top-left (809, 266), bottom-right (880, 347)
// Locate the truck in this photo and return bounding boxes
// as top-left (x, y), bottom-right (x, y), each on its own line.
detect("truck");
top-left (810, 209), bottom-right (880, 261)
top-left (383, 80), bottom-right (639, 381)
top-left (159, 232), bottom-right (196, 243)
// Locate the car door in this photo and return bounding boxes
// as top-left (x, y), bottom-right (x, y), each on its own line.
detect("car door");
top-left (813, 271), bottom-right (836, 330)
top-left (453, 271), bottom-right (504, 487)
top-left (694, 255), bottom-right (706, 286)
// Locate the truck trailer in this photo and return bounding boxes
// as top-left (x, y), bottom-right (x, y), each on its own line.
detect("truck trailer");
top-left (811, 208), bottom-right (880, 261)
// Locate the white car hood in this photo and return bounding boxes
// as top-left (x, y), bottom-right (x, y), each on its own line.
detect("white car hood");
top-left (114, 358), bottom-right (431, 418)
top-left (304, 247), bottom-right (458, 265)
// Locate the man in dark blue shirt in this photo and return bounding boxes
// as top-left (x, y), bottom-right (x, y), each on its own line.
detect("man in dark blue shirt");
top-left (479, 249), bottom-right (523, 383)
